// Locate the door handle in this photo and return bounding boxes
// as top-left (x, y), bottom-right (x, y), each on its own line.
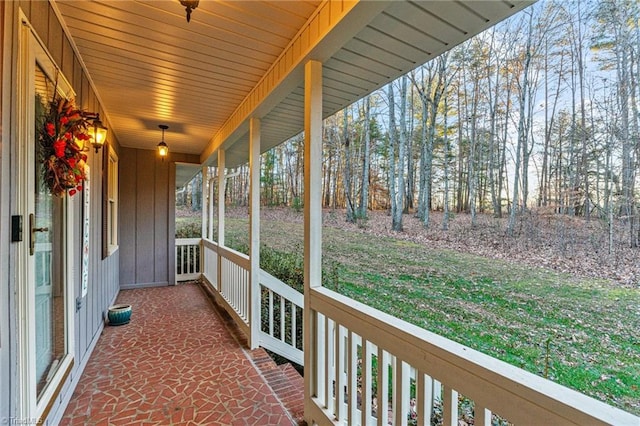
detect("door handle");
top-left (29, 213), bottom-right (49, 256)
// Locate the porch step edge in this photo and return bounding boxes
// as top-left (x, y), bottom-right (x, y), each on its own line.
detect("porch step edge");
top-left (250, 348), bottom-right (306, 426)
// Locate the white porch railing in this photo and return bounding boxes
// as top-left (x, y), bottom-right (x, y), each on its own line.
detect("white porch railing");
top-left (202, 239), bottom-right (250, 337)
top-left (175, 238), bottom-right (202, 282)
top-left (258, 269), bottom-right (304, 366)
top-left (200, 238), bottom-right (304, 363)
top-left (305, 286), bottom-right (639, 426)
top-left (202, 238), bottom-right (218, 288)
top-left (192, 238), bottom-right (639, 425)
top-left (219, 245), bottom-right (250, 324)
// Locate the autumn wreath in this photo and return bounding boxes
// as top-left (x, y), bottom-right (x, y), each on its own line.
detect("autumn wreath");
top-left (37, 96), bottom-right (90, 197)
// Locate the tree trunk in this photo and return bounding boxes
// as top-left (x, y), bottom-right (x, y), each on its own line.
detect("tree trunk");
top-left (442, 94), bottom-right (451, 231)
top-left (343, 110), bottom-right (356, 223)
top-left (507, 12), bottom-right (534, 236)
top-left (359, 96), bottom-right (371, 219)
top-left (468, 72), bottom-right (479, 226)
top-left (392, 77), bottom-right (408, 231)
top-left (388, 82), bottom-right (399, 230)
top-left (405, 89), bottom-right (415, 213)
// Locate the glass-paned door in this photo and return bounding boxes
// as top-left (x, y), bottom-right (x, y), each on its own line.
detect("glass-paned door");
top-left (33, 65), bottom-right (66, 400)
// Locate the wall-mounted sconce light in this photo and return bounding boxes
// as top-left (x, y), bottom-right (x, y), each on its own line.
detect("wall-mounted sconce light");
top-left (84, 112), bottom-right (108, 153)
top-left (158, 124), bottom-right (169, 160)
top-left (180, 0), bottom-right (199, 22)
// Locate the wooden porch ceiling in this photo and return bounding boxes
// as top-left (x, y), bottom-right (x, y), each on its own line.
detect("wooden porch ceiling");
top-left (54, 0), bottom-right (534, 168)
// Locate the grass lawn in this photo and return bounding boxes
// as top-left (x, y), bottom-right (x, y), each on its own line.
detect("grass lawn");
top-left (218, 214), bottom-right (640, 416)
top-left (175, 216), bottom-right (201, 238)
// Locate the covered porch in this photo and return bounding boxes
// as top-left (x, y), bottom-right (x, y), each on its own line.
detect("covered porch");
top-left (16, 0), bottom-right (639, 424)
top-left (52, 1), bottom-right (637, 425)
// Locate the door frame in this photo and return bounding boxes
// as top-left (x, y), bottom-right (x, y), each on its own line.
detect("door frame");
top-left (14, 10), bottom-right (76, 421)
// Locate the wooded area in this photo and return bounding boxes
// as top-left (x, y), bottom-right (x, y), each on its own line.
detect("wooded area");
top-left (182, 0), bottom-right (640, 252)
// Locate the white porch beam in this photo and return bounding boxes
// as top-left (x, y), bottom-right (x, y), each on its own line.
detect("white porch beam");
top-left (249, 117), bottom-right (261, 350)
top-left (303, 59), bottom-right (323, 424)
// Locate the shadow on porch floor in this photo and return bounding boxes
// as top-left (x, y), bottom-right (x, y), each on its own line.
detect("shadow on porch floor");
top-left (61, 283), bottom-right (304, 425)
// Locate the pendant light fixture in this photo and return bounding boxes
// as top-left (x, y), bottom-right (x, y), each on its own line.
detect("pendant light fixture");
top-left (179, 0), bottom-right (199, 22)
top-left (157, 124), bottom-right (169, 160)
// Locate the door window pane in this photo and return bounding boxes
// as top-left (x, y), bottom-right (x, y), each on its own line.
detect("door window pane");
top-left (34, 65), bottom-right (66, 399)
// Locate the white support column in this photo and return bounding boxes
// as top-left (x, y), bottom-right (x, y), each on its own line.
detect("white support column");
top-left (303, 59), bottom-right (323, 423)
top-left (217, 150), bottom-right (226, 247)
top-left (217, 152), bottom-right (226, 293)
top-left (208, 175), bottom-right (215, 241)
top-left (201, 166), bottom-right (208, 239)
top-left (249, 117), bottom-right (261, 349)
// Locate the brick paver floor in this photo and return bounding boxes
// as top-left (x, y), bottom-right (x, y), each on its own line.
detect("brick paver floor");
top-left (61, 283), bottom-right (296, 425)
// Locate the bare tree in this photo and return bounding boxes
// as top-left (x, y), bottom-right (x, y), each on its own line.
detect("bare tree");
top-left (394, 77), bottom-right (409, 231)
top-left (359, 96), bottom-right (371, 219)
top-left (413, 53), bottom-right (451, 227)
top-left (387, 82), bottom-right (400, 230)
top-left (442, 93), bottom-right (451, 230)
top-left (508, 10), bottom-right (536, 236)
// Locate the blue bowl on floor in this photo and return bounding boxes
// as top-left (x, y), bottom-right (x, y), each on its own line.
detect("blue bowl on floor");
top-left (108, 304), bottom-right (132, 325)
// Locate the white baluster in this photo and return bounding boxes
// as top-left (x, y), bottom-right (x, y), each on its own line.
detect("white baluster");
top-left (443, 386), bottom-right (458, 426)
top-left (362, 340), bottom-right (373, 426)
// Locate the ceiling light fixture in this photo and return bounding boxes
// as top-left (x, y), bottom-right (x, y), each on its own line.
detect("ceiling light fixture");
top-left (179, 0), bottom-right (199, 23)
top-left (157, 124), bottom-right (169, 160)
top-left (84, 112), bottom-right (108, 153)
